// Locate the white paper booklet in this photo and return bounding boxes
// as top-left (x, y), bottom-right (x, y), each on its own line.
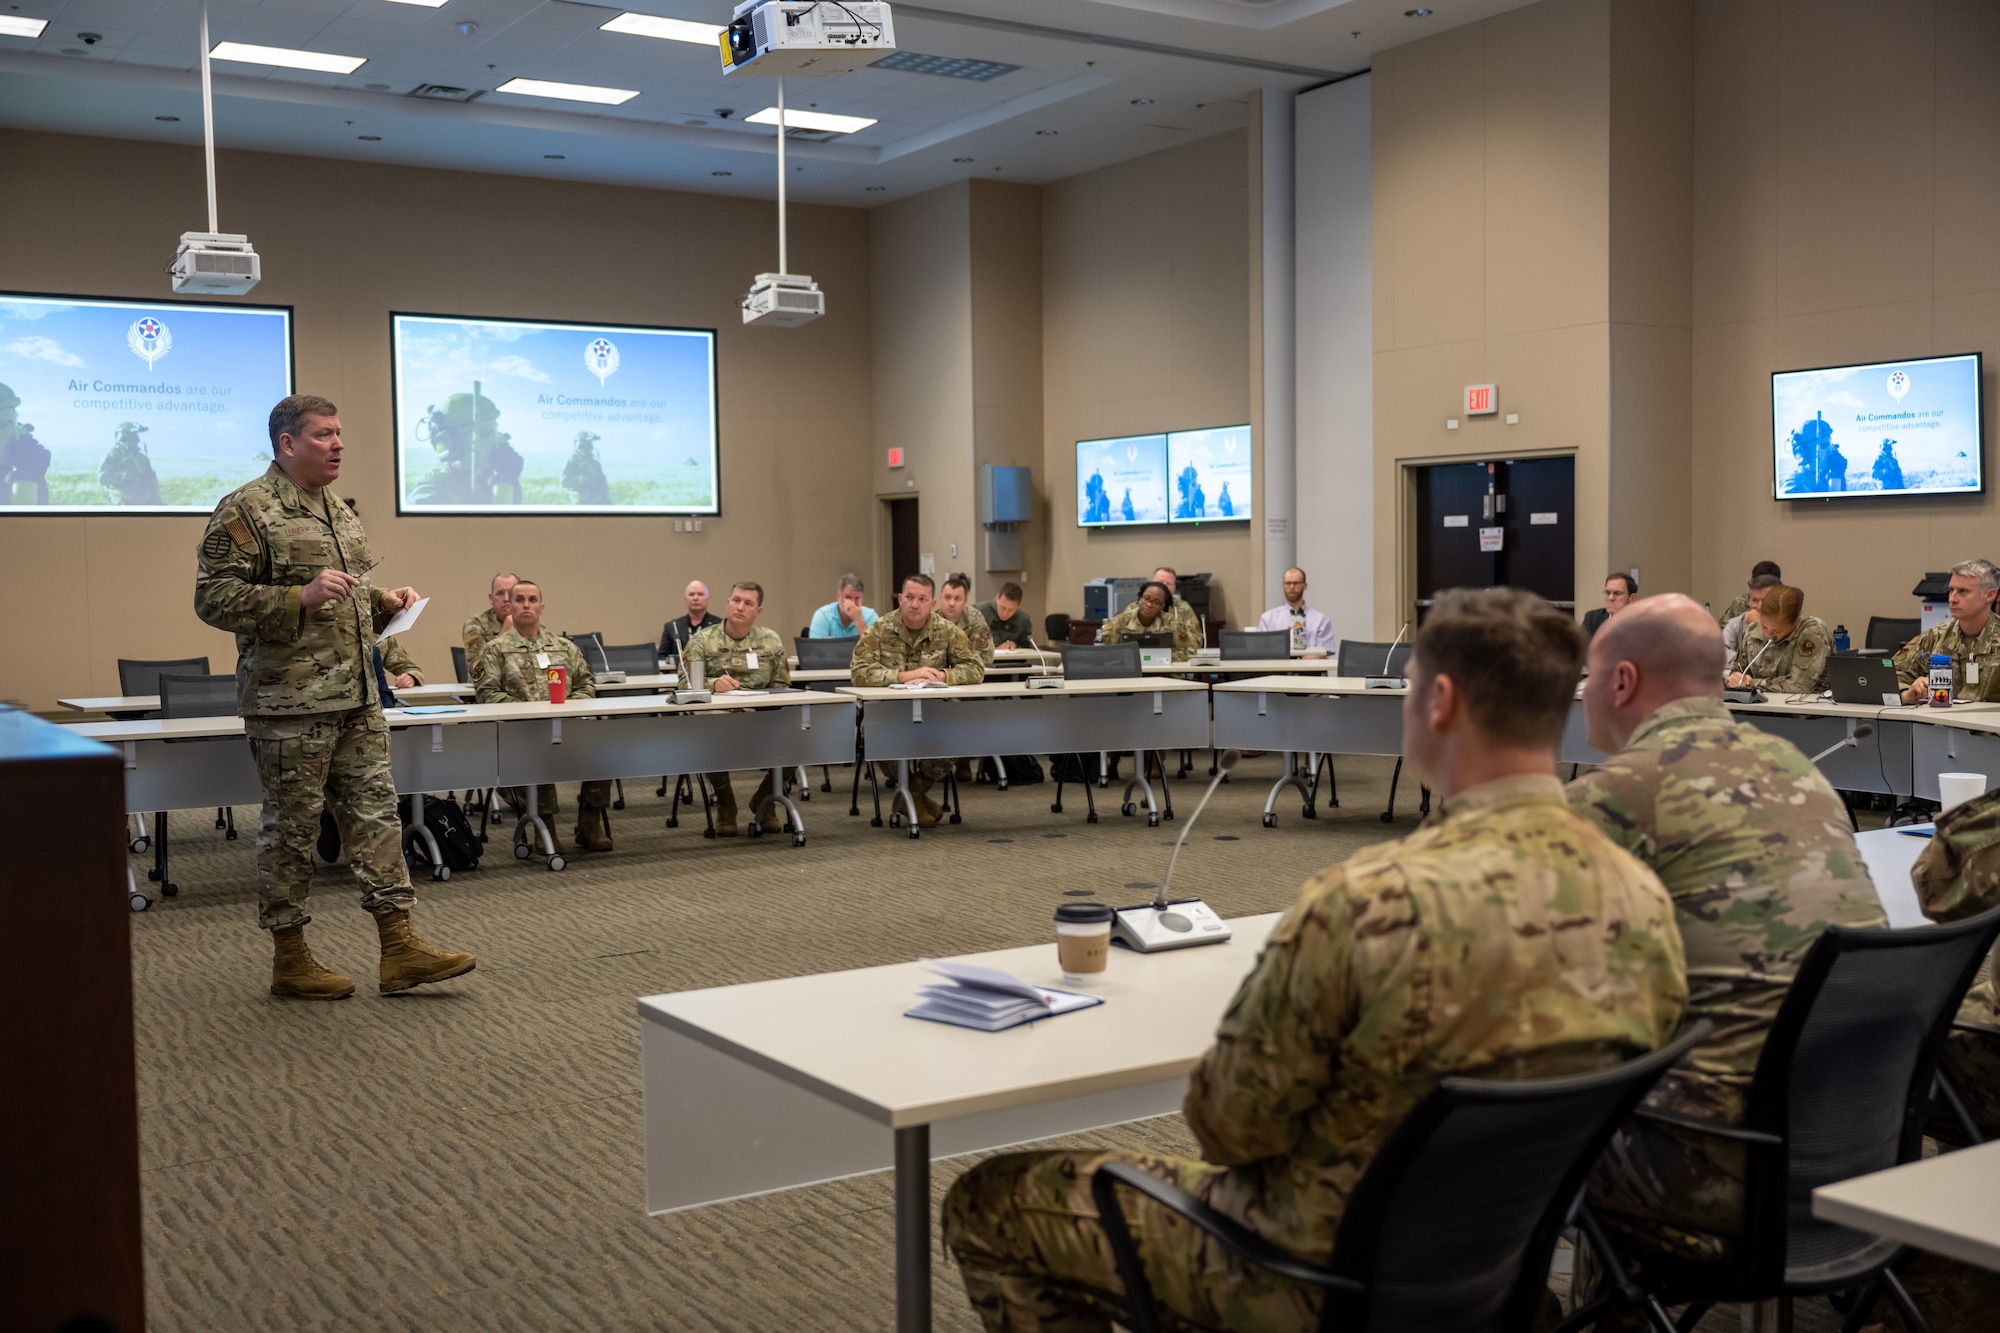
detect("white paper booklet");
top-left (904, 959), bottom-right (1102, 1032)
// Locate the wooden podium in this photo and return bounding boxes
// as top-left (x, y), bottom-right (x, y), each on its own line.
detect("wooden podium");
top-left (0, 709), bottom-right (145, 1329)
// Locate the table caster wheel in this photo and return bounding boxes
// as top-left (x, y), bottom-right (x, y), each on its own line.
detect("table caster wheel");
top-left (548, 854), bottom-right (566, 871)
top-left (792, 834), bottom-right (807, 847)
top-left (1087, 811), bottom-right (1099, 824)
top-left (1121, 802), bottom-right (1136, 817)
top-left (161, 882), bottom-right (179, 898)
top-left (147, 867), bottom-right (162, 882)
top-left (889, 812), bottom-right (903, 828)
top-left (1147, 813), bottom-right (1160, 828)
top-left (949, 812), bottom-right (961, 825)
top-left (1050, 802), bottom-right (1063, 814)
top-left (907, 827), bottom-right (920, 840)
top-left (1302, 805), bottom-right (1316, 819)
top-left (870, 816), bottom-right (884, 827)
top-left (433, 865), bottom-right (450, 882)
top-left (1379, 811), bottom-right (1395, 824)
top-left (130, 893), bottom-right (151, 912)
top-left (1263, 813), bottom-right (1277, 828)
top-left (613, 798), bottom-right (626, 810)
top-left (703, 827), bottom-right (717, 839)
top-left (514, 841), bottom-right (531, 859)
top-left (130, 837), bottom-right (151, 854)
top-left (666, 816), bottom-right (680, 828)
top-left (225, 828), bottom-right (238, 841)
top-left (747, 824), bottom-right (763, 839)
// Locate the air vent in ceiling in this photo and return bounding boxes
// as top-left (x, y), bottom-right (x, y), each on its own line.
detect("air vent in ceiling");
top-left (783, 127), bottom-right (839, 143)
top-left (869, 50), bottom-right (1018, 81)
top-left (407, 84), bottom-right (486, 103)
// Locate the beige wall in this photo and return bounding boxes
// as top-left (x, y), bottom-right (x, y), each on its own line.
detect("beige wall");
top-left (969, 181), bottom-right (1047, 611)
top-left (0, 129), bottom-right (875, 711)
top-left (1689, 0), bottom-right (2000, 630)
top-left (1042, 131), bottom-right (1253, 630)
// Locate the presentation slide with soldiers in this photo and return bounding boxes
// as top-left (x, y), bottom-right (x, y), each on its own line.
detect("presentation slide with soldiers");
top-left (1167, 423), bottom-right (1252, 523)
top-left (1772, 351), bottom-right (1983, 500)
top-left (390, 312), bottom-right (719, 515)
top-left (1075, 432), bottom-right (1168, 527)
top-left (0, 292), bottom-right (293, 512)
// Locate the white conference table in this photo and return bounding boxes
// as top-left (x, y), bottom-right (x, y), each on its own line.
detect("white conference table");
top-left (838, 678), bottom-right (1212, 832)
top-left (1812, 1140), bottom-right (2000, 1274)
top-left (638, 913), bottom-right (1280, 1333)
top-left (56, 681), bottom-right (474, 713)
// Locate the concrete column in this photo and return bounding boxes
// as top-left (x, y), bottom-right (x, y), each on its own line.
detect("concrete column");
top-left (1260, 88), bottom-right (1298, 612)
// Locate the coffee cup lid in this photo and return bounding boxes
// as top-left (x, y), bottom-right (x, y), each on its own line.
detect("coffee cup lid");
top-left (1054, 901), bottom-right (1114, 924)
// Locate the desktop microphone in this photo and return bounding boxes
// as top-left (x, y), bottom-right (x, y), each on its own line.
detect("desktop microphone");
top-left (590, 634), bottom-right (626, 685)
top-left (1807, 722), bottom-right (1873, 766)
top-left (1110, 750), bottom-right (1237, 952)
top-left (1365, 621), bottom-right (1411, 689)
top-left (1722, 636), bottom-right (1775, 704)
top-left (1024, 633), bottom-right (1063, 688)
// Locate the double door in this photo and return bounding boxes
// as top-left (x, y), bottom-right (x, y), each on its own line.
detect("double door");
top-left (1412, 457), bottom-right (1575, 622)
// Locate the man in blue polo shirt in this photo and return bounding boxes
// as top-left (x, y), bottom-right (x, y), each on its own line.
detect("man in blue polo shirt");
top-left (809, 572), bottom-right (879, 638)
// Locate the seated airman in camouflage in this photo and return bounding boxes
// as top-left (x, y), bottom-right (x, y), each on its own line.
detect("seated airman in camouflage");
top-left (943, 588), bottom-right (1688, 1331)
top-left (682, 580), bottom-right (791, 836)
top-left (461, 572), bottom-right (516, 684)
top-left (1725, 582), bottom-right (1832, 695)
top-left (937, 572), bottom-right (994, 783)
top-left (475, 578), bottom-right (614, 854)
top-left (1894, 559), bottom-right (2000, 704)
top-left (1101, 580), bottom-right (1199, 662)
top-left (1566, 593), bottom-right (1884, 1320)
top-left (850, 572), bottom-right (985, 828)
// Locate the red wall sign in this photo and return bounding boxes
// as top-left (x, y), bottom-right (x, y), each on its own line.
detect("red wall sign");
top-left (1464, 384), bottom-right (1497, 415)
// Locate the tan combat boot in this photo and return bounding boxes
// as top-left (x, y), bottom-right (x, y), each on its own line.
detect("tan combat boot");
top-left (574, 807), bottom-right (613, 852)
top-left (712, 776), bottom-right (738, 836)
top-left (271, 924), bottom-right (356, 1001)
top-left (376, 909), bottom-right (477, 994)
top-left (909, 775), bottom-right (943, 829)
top-left (750, 773), bottom-right (784, 833)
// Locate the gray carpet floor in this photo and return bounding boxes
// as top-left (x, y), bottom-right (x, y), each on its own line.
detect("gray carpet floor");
top-left (128, 753), bottom-right (1840, 1331)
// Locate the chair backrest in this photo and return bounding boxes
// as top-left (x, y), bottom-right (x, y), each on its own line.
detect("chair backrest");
top-left (1864, 616), bottom-right (1919, 653)
top-left (1738, 906), bottom-right (2000, 1284)
top-left (602, 642), bottom-right (657, 675)
top-left (795, 636), bottom-right (858, 669)
top-left (566, 632), bottom-right (606, 667)
top-left (451, 645), bottom-right (471, 684)
top-left (1338, 640), bottom-right (1413, 678)
top-left (1060, 643), bottom-right (1142, 680)
top-left (118, 656), bottom-right (210, 698)
top-left (1325, 1024), bottom-right (1710, 1332)
top-left (1221, 629), bottom-right (1289, 661)
top-left (156, 673), bottom-right (240, 720)
top-left (1044, 613), bottom-right (1071, 645)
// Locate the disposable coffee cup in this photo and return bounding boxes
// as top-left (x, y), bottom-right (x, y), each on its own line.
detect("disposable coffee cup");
top-left (1938, 772), bottom-right (1988, 813)
top-left (1055, 902), bottom-right (1114, 984)
top-left (545, 665), bottom-right (568, 706)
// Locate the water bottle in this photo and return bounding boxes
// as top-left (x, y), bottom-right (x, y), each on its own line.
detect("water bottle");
top-left (1833, 624), bottom-right (1850, 653)
top-left (1930, 653), bottom-right (1954, 708)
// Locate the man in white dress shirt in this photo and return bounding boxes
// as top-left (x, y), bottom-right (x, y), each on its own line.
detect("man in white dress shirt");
top-left (1256, 567), bottom-right (1334, 653)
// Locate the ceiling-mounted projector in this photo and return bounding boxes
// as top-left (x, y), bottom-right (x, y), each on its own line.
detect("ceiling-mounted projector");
top-left (721, 0), bottom-right (895, 75)
top-left (170, 232), bottom-right (261, 295)
top-left (741, 272), bottom-right (824, 327)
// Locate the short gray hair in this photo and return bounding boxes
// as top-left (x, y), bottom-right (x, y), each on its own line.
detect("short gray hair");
top-left (1951, 559), bottom-right (1999, 591)
top-left (837, 573), bottom-right (865, 594)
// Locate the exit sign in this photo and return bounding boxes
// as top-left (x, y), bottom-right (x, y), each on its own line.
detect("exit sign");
top-left (886, 447), bottom-right (905, 468)
top-left (1464, 384), bottom-right (1497, 415)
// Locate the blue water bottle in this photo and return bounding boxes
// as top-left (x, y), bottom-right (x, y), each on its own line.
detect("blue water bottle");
top-left (1833, 624), bottom-right (1850, 653)
top-left (1930, 653), bottom-right (1954, 708)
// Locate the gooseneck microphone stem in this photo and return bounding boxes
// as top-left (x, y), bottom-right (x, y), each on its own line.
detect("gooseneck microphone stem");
top-left (1158, 749), bottom-right (1240, 909)
top-left (1808, 723), bottom-right (1873, 766)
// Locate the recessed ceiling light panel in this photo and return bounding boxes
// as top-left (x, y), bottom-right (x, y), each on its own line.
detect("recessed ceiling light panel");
top-left (0, 15), bottom-right (50, 38)
top-left (210, 41), bottom-right (367, 74)
top-left (495, 77), bottom-right (639, 105)
top-left (383, 0), bottom-right (451, 7)
top-left (745, 106), bottom-right (875, 134)
top-left (601, 13), bottom-right (720, 45)
top-left (869, 50), bottom-right (1016, 81)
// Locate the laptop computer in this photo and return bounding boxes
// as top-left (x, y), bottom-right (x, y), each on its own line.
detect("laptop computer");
top-left (1825, 653), bottom-right (1905, 707)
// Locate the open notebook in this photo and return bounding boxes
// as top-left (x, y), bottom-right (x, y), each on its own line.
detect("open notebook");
top-left (904, 959), bottom-right (1103, 1033)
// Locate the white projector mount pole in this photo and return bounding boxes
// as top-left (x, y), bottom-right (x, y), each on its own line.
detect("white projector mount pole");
top-left (200, 3), bottom-right (218, 232)
top-left (775, 75), bottom-right (787, 275)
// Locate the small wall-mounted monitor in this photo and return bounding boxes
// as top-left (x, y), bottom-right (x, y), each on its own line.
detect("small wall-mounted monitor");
top-left (1076, 433), bottom-right (1168, 527)
top-left (0, 291), bottom-right (293, 513)
top-left (1167, 423), bottom-right (1252, 522)
top-left (1772, 352), bottom-right (1983, 500)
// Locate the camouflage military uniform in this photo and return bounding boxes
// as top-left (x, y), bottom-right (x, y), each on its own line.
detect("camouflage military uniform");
top-left (193, 462), bottom-right (414, 931)
top-left (945, 774), bottom-right (1688, 1331)
top-left (682, 621), bottom-right (792, 824)
top-left (1716, 591), bottom-right (1751, 629)
top-left (476, 627), bottom-right (610, 819)
top-left (380, 635), bottom-right (423, 685)
top-left (946, 604), bottom-right (996, 666)
top-left (1728, 612), bottom-right (1832, 695)
top-left (1118, 596), bottom-right (1203, 653)
top-left (461, 607), bottom-right (508, 683)
top-left (1102, 605), bottom-right (1199, 661)
top-left (852, 611), bottom-right (984, 782)
top-left (1568, 696), bottom-right (1883, 1270)
top-left (1893, 615), bottom-right (2000, 703)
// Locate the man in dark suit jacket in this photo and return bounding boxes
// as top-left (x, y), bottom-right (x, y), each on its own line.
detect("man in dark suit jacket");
top-left (1583, 572), bottom-right (1637, 638)
top-left (659, 579), bottom-right (723, 659)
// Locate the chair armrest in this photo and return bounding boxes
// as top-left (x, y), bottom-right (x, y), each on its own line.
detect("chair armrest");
top-left (1952, 1019), bottom-right (2000, 1040)
top-left (1091, 1161), bottom-right (1363, 1293)
top-left (1629, 1105), bottom-right (1784, 1146)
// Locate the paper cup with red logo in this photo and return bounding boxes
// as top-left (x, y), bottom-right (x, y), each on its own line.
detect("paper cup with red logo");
top-left (546, 665), bottom-right (568, 705)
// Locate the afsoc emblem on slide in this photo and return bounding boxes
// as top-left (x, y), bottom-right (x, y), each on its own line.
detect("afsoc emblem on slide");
top-left (128, 316), bottom-right (173, 370)
top-left (585, 337), bottom-right (620, 387)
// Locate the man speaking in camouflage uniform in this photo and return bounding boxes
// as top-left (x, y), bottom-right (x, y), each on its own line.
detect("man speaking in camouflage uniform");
top-left (195, 394), bottom-right (476, 1001)
top-left (1567, 593), bottom-right (1882, 1312)
top-left (475, 579), bottom-right (614, 854)
top-left (682, 580), bottom-right (791, 835)
top-left (943, 588), bottom-right (1688, 1330)
top-left (1895, 558), bottom-right (2000, 703)
top-left (850, 573), bottom-right (985, 828)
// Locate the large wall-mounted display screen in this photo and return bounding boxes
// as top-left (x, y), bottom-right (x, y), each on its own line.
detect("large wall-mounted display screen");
top-left (1772, 352), bottom-right (1983, 500)
top-left (1075, 433), bottom-right (1168, 527)
top-left (1167, 423), bottom-right (1252, 522)
top-left (0, 292), bottom-right (293, 513)
top-left (392, 313), bottom-right (719, 515)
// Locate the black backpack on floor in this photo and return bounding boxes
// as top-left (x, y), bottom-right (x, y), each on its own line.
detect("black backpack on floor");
top-left (421, 797), bottom-right (482, 871)
top-left (980, 755), bottom-right (1046, 785)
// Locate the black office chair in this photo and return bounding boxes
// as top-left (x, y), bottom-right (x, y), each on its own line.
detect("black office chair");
top-left (566, 631), bottom-right (605, 663)
top-left (450, 645), bottom-right (471, 684)
top-left (588, 643), bottom-right (659, 814)
top-left (791, 638), bottom-right (859, 796)
top-left (1095, 1022), bottom-right (1711, 1333)
top-left (1049, 645), bottom-right (1170, 824)
top-left (1045, 613), bottom-right (1071, 646)
top-left (1560, 907), bottom-right (2000, 1333)
top-left (150, 673), bottom-right (243, 900)
top-left (1316, 640), bottom-right (1424, 824)
top-left (1220, 629), bottom-right (1290, 660)
top-left (117, 656), bottom-right (237, 877)
top-left (1865, 616), bottom-right (1920, 654)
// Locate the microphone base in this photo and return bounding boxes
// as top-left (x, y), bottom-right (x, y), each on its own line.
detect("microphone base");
top-left (1025, 674), bottom-right (1065, 689)
top-left (1721, 687), bottom-right (1765, 705)
top-left (1111, 899), bottom-right (1231, 952)
top-left (596, 671), bottom-right (627, 685)
top-left (1362, 676), bottom-right (1406, 690)
top-left (671, 689), bottom-right (714, 705)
